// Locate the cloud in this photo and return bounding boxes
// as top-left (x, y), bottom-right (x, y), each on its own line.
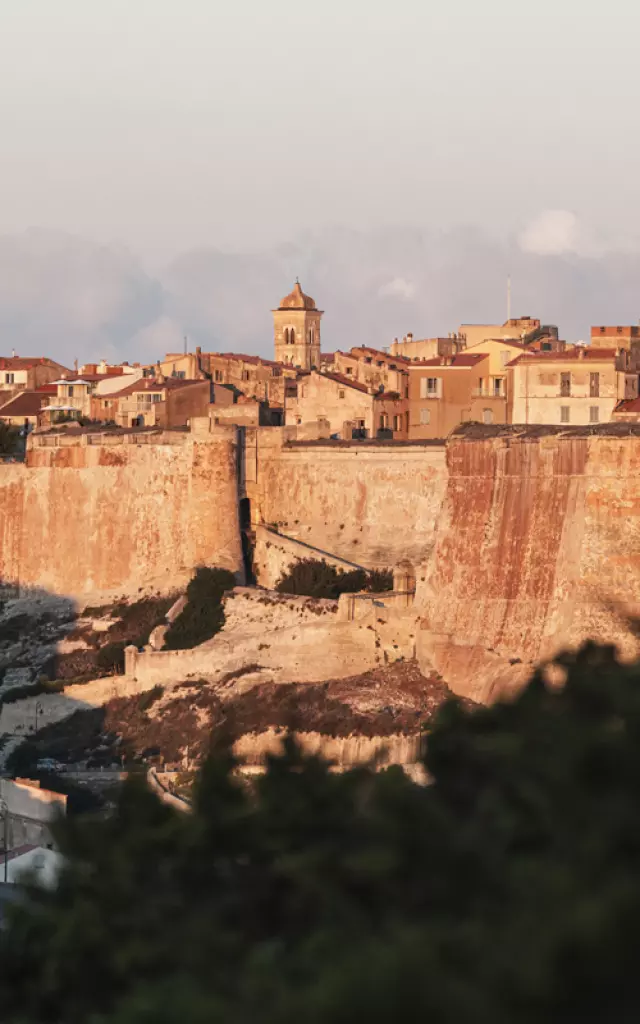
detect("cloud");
top-left (378, 277), bottom-right (416, 300)
top-left (518, 210), bottom-right (584, 256)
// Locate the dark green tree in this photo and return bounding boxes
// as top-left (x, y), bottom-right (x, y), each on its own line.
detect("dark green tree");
top-left (3, 642), bottom-right (640, 1022)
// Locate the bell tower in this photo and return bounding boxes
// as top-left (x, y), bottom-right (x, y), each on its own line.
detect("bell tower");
top-left (273, 280), bottom-right (322, 370)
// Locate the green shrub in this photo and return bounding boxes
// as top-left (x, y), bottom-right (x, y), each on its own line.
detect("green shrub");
top-left (96, 641), bottom-right (127, 674)
top-left (366, 568), bottom-right (394, 592)
top-left (164, 567), bottom-right (236, 650)
top-left (138, 685), bottom-right (164, 713)
top-left (276, 560), bottom-right (393, 599)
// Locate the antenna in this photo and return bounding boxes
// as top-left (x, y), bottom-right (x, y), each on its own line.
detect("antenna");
top-left (184, 335), bottom-right (188, 356)
top-left (507, 275), bottom-right (512, 322)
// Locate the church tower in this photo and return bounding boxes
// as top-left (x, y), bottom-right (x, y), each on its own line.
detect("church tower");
top-left (273, 281), bottom-right (322, 370)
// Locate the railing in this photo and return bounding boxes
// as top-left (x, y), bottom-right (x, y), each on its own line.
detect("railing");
top-left (471, 389), bottom-right (506, 399)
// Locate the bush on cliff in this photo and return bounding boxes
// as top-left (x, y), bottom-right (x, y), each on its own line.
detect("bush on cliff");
top-left (5, 641), bottom-right (640, 1022)
top-left (276, 558), bottom-right (393, 599)
top-left (164, 567), bottom-right (236, 650)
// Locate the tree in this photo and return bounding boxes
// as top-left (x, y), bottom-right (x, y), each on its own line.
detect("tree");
top-left (0, 421), bottom-right (20, 457)
top-left (3, 642), bottom-right (640, 1022)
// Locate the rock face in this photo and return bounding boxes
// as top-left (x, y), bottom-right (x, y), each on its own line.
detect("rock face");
top-left (0, 425), bottom-right (244, 603)
top-left (417, 424), bottom-right (640, 703)
top-left (248, 433), bottom-right (448, 569)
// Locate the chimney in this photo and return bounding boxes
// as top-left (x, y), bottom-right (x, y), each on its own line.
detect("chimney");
top-left (407, 332), bottom-right (413, 342)
top-left (11, 349), bottom-right (15, 358)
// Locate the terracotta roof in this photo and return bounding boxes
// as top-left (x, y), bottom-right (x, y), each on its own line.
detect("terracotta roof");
top-left (277, 281), bottom-right (317, 311)
top-left (0, 391), bottom-right (49, 417)
top-left (0, 357), bottom-right (62, 370)
top-left (614, 397), bottom-right (640, 413)
top-left (35, 384), bottom-right (57, 394)
top-left (507, 348), bottom-right (619, 367)
top-left (408, 354), bottom-right (488, 368)
top-left (107, 377), bottom-right (203, 399)
top-left (320, 371), bottom-right (370, 394)
top-left (349, 346), bottom-right (411, 365)
top-left (320, 352), bottom-right (336, 362)
top-left (214, 353), bottom-right (282, 369)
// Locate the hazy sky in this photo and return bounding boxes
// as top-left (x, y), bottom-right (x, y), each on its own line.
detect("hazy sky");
top-left (2, 0), bottom-right (640, 262)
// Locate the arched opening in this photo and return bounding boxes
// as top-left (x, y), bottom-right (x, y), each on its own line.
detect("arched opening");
top-left (289, 327), bottom-right (296, 345)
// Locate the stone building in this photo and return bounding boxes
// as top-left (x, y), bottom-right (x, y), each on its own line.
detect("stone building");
top-left (333, 347), bottom-right (409, 396)
top-left (285, 369), bottom-right (407, 439)
top-left (273, 281), bottom-right (322, 370)
top-left (507, 348), bottom-right (638, 425)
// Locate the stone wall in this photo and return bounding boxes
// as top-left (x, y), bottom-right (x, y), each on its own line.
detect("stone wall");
top-left (247, 431), bottom-right (447, 571)
top-left (0, 424), bottom-right (244, 603)
top-left (417, 424), bottom-right (640, 703)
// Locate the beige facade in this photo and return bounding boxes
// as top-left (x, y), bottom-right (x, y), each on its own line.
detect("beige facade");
top-left (407, 354), bottom-right (503, 439)
top-left (273, 281), bottom-right (322, 370)
top-left (388, 335), bottom-right (461, 361)
top-left (458, 317), bottom-right (540, 348)
top-left (507, 350), bottom-right (637, 425)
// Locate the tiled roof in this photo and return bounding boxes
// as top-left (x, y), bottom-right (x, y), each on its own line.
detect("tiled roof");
top-left (0, 391), bottom-right (49, 417)
top-left (408, 354), bottom-right (488, 368)
top-left (0, 357), bottom-right (60, 370)
top-left (349, 346), bottom-right (411, 365)
top-left (320, 371), bottom-right (370, 394)
top-left (277, 281), bottom-right (317, 311)
top-left (614, 397), bottom-right (640, 413)
top-left (213, 353), bottom-right (282, 368)
top-left (507, 348), bottom-right (619, 367)
top-left (107, 378), bottom-right (203, 399)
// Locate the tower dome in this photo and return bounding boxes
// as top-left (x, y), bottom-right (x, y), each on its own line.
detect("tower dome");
top-left (278, 281), bottom-right (317, 311)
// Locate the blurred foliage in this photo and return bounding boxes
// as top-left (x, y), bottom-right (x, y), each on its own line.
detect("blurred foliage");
top-left (2, 642), bottom-right (640, 1022)
top-left (164, 567), bottom-right (236, 650)
top-left (0, 422), bottom-right (21, 456)
top-left (276, 559), bottom-right (393, 599)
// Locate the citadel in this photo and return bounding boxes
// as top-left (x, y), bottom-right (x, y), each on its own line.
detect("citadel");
top-left (0, 281), bottom-right (639, 731)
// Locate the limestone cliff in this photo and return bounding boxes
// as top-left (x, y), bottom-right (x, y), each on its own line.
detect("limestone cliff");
top-left (417, 424), bottom-right (640, 703)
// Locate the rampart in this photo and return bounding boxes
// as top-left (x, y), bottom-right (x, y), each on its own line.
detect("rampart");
top-left (246, 431), bottom-right (448, 570)
top-left (0, 423), bottom-right (243, 603)
top-left (417, 424), bottom-right (640, 703)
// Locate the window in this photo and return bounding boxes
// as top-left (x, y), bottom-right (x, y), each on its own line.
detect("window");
top-left (493, 377), bottom-right (504, 396)
top-left (560, 372), bottom-right (571, 397)
top-left (153, 393), bottom-right (162, 403)
top-left (5, 373), bottom-right (14, 384)
top-left (590, 406), bottom-right (599, 423)
top-left (308, 327), bottom-right (314, 345)
top-left (482, 408), bottom-right (493, 425)
top-left (379, 414), bottom-right (388, 429)
top-left (590, 372), bottom-right (600, 397)
top-left (420, 377), bottom-right (440, 398)
top-left (346, 367), bottom-right (353, 374)
top-left (338, 389), bottom-right (345, 399)
top-left (68, 385), bottom-right (74, 397)
top-left (561, 406), bottom-right (570, 423)
top-left (420, 408), bottom-right (431, 425)
top-left (393, 415), bottom-right (401, 431)
top-left (214, 370), bottom-right (223, 382)
top-left (242, 370), bottom-right (249, 381)
top-left (289, 328), bottom-right (295, 345)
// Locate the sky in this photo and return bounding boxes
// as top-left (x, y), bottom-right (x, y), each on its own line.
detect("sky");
top-left (1, 0), bottom-right (640, 362)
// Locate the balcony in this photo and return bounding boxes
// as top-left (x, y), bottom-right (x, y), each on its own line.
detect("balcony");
top-left (471, 388), bottom-right (507, 399)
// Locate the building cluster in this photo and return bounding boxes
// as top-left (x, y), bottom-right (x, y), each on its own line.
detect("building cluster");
top-left (1, 282), bottom-right (640, 440)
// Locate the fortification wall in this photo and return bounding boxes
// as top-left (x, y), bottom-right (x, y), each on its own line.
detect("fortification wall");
top-left (0, 425), bottom-right (243, 603)
top-left (248, 433), bottom-right (447, 571)
top-left (417, 425), bottom-right (640, 703)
